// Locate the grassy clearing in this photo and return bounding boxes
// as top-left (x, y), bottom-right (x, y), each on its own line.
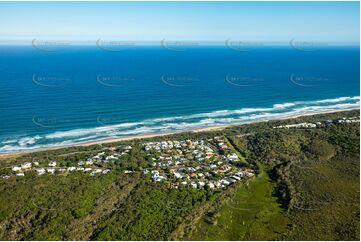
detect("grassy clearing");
top-left (188, 169), bottom-right (289, 240)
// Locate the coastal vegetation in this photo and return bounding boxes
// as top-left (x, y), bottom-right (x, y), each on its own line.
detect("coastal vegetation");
top-left (0, 110), bottom-right (359, 240)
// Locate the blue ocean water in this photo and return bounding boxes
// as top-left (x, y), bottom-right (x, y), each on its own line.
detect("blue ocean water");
top-left (0, 45), bottom-right (359, 153)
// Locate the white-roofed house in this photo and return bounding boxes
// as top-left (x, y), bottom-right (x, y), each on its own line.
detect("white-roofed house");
top-left (36, 168), bottom-right (46, 175)
top-left (12, 166), bottom-right (21, 172)
top-left (21, 162), bottom-right (32, 170)
top-left (47, 168), bottom-right (55, 174)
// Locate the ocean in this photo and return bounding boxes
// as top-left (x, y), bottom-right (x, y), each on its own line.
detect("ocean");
top-left (0, 45), bottom-right (359, 153)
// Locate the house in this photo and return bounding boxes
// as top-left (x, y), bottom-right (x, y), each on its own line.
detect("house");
top-left (214, 181), bottom-right (222, 188)
top-left (190, 173), bottom-right (197, 178)
top-left (67, 167), bottom-right (76, 172)
top-left (228, 153), bottom-right (239, 161)
top-left (151, 170), bottom-right (160, 175)
top-left (206, 153), bottom-right (214, 159)
top-left (220, 179), bottom-right (230, 185)
top-left (48, 161), bottom-right (57, 167)
top-left (153, 175), bottom-right (165, 182)
top-left (84, 168), bottom-right (92, 172)
top-left (190, 182), bottom-right (197, 189)
top-left (219, 164), bottom-right (232, 172)
top-left (174, 172), bottom-right (183, 179)
top-left (210, 164), bottom-right (217, 169)
top-left (47, 168), bottom-right (55, 174)
top-left (21, 162), bottom-right (33, 171)
top-left (105, 155), bottom-right (117, 161)
top-left (220, 144), bottom-right (229, 150)
top-left (243, 168), bottom-right (254, 173)
top-left (102, 169), bottom-right (110, 174)
top-left (33, 161), bottom-right (39, 166)
top-left (207, 182), bottom-right (215, 189)
top-left (36, 168), bottom-right (46, 175)
top-left (16, 173), bottom-right (25, 177)
top-left (188, 167), bottom-right (196, 172)
top-left (76, 167), bottom-right (85, 171)
top-left (226, 177), bottom-right (236, 183)
top-left (231, 175), bottom-right (241, 181)
top-left (12, 166), bottom-right (21, 172)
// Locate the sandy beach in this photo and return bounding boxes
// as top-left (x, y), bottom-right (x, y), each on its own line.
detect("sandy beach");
top-left (0, 108), bottom-right (358, 159)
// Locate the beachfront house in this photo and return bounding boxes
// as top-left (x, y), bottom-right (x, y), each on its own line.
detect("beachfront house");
top-left (12, 166), bottom-right (21, 172)
top-left (47, 168), bottom-right (55, 174)
top-left (67, 167), bottom-right (76, 172)
top-left (21, 162), bottom-right (32, 170)
top-left (36, 168), bottom-right (46, 175)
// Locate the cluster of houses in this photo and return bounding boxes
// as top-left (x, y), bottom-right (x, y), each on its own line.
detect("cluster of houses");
top-left (2, 159), bottom-right (112, 180)
top-left (142, 137), bottom-right (255, 190)
top-left (2, 136), bottom-right (256, 190)
top-left (337, 117), bottom-right (360, 124)
top-left (273, 116), bottom-right (360, 129)
top-left (2, 145), bottom-right (134, 179)
top-left (273, 122), bottom-right (320, 129)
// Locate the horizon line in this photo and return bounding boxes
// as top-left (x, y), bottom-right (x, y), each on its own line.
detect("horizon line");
top-left (0, 40), bottom-right (359, 47)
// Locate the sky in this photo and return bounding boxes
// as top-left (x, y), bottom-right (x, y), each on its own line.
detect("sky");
top-left (0, 1), bottom-right (359, 44)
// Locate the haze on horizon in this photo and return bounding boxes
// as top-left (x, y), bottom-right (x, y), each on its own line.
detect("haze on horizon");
top-left (0, 1), bottom-right (359, 45)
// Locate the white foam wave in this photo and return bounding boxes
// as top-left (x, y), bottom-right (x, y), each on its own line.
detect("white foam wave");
top-left (18, 135), bottom-right (42, 147)
top-left (45, 121), bottom-right (142, 139)
top-left (0, 96), bottom-right (359, 153)
top-left (314, 96), bottom-right (359, 103)
top-left (273, 103), bottom-right (296, 108)
top-left (151, 96), bottom-right (359, 122)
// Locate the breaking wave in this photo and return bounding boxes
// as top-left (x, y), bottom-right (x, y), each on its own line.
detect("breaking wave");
top-left (0, 96), bottom-right (359, 153)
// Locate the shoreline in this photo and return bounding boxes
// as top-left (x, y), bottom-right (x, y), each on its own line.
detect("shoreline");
top-left (0, 108), bottom-right (359, 158)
